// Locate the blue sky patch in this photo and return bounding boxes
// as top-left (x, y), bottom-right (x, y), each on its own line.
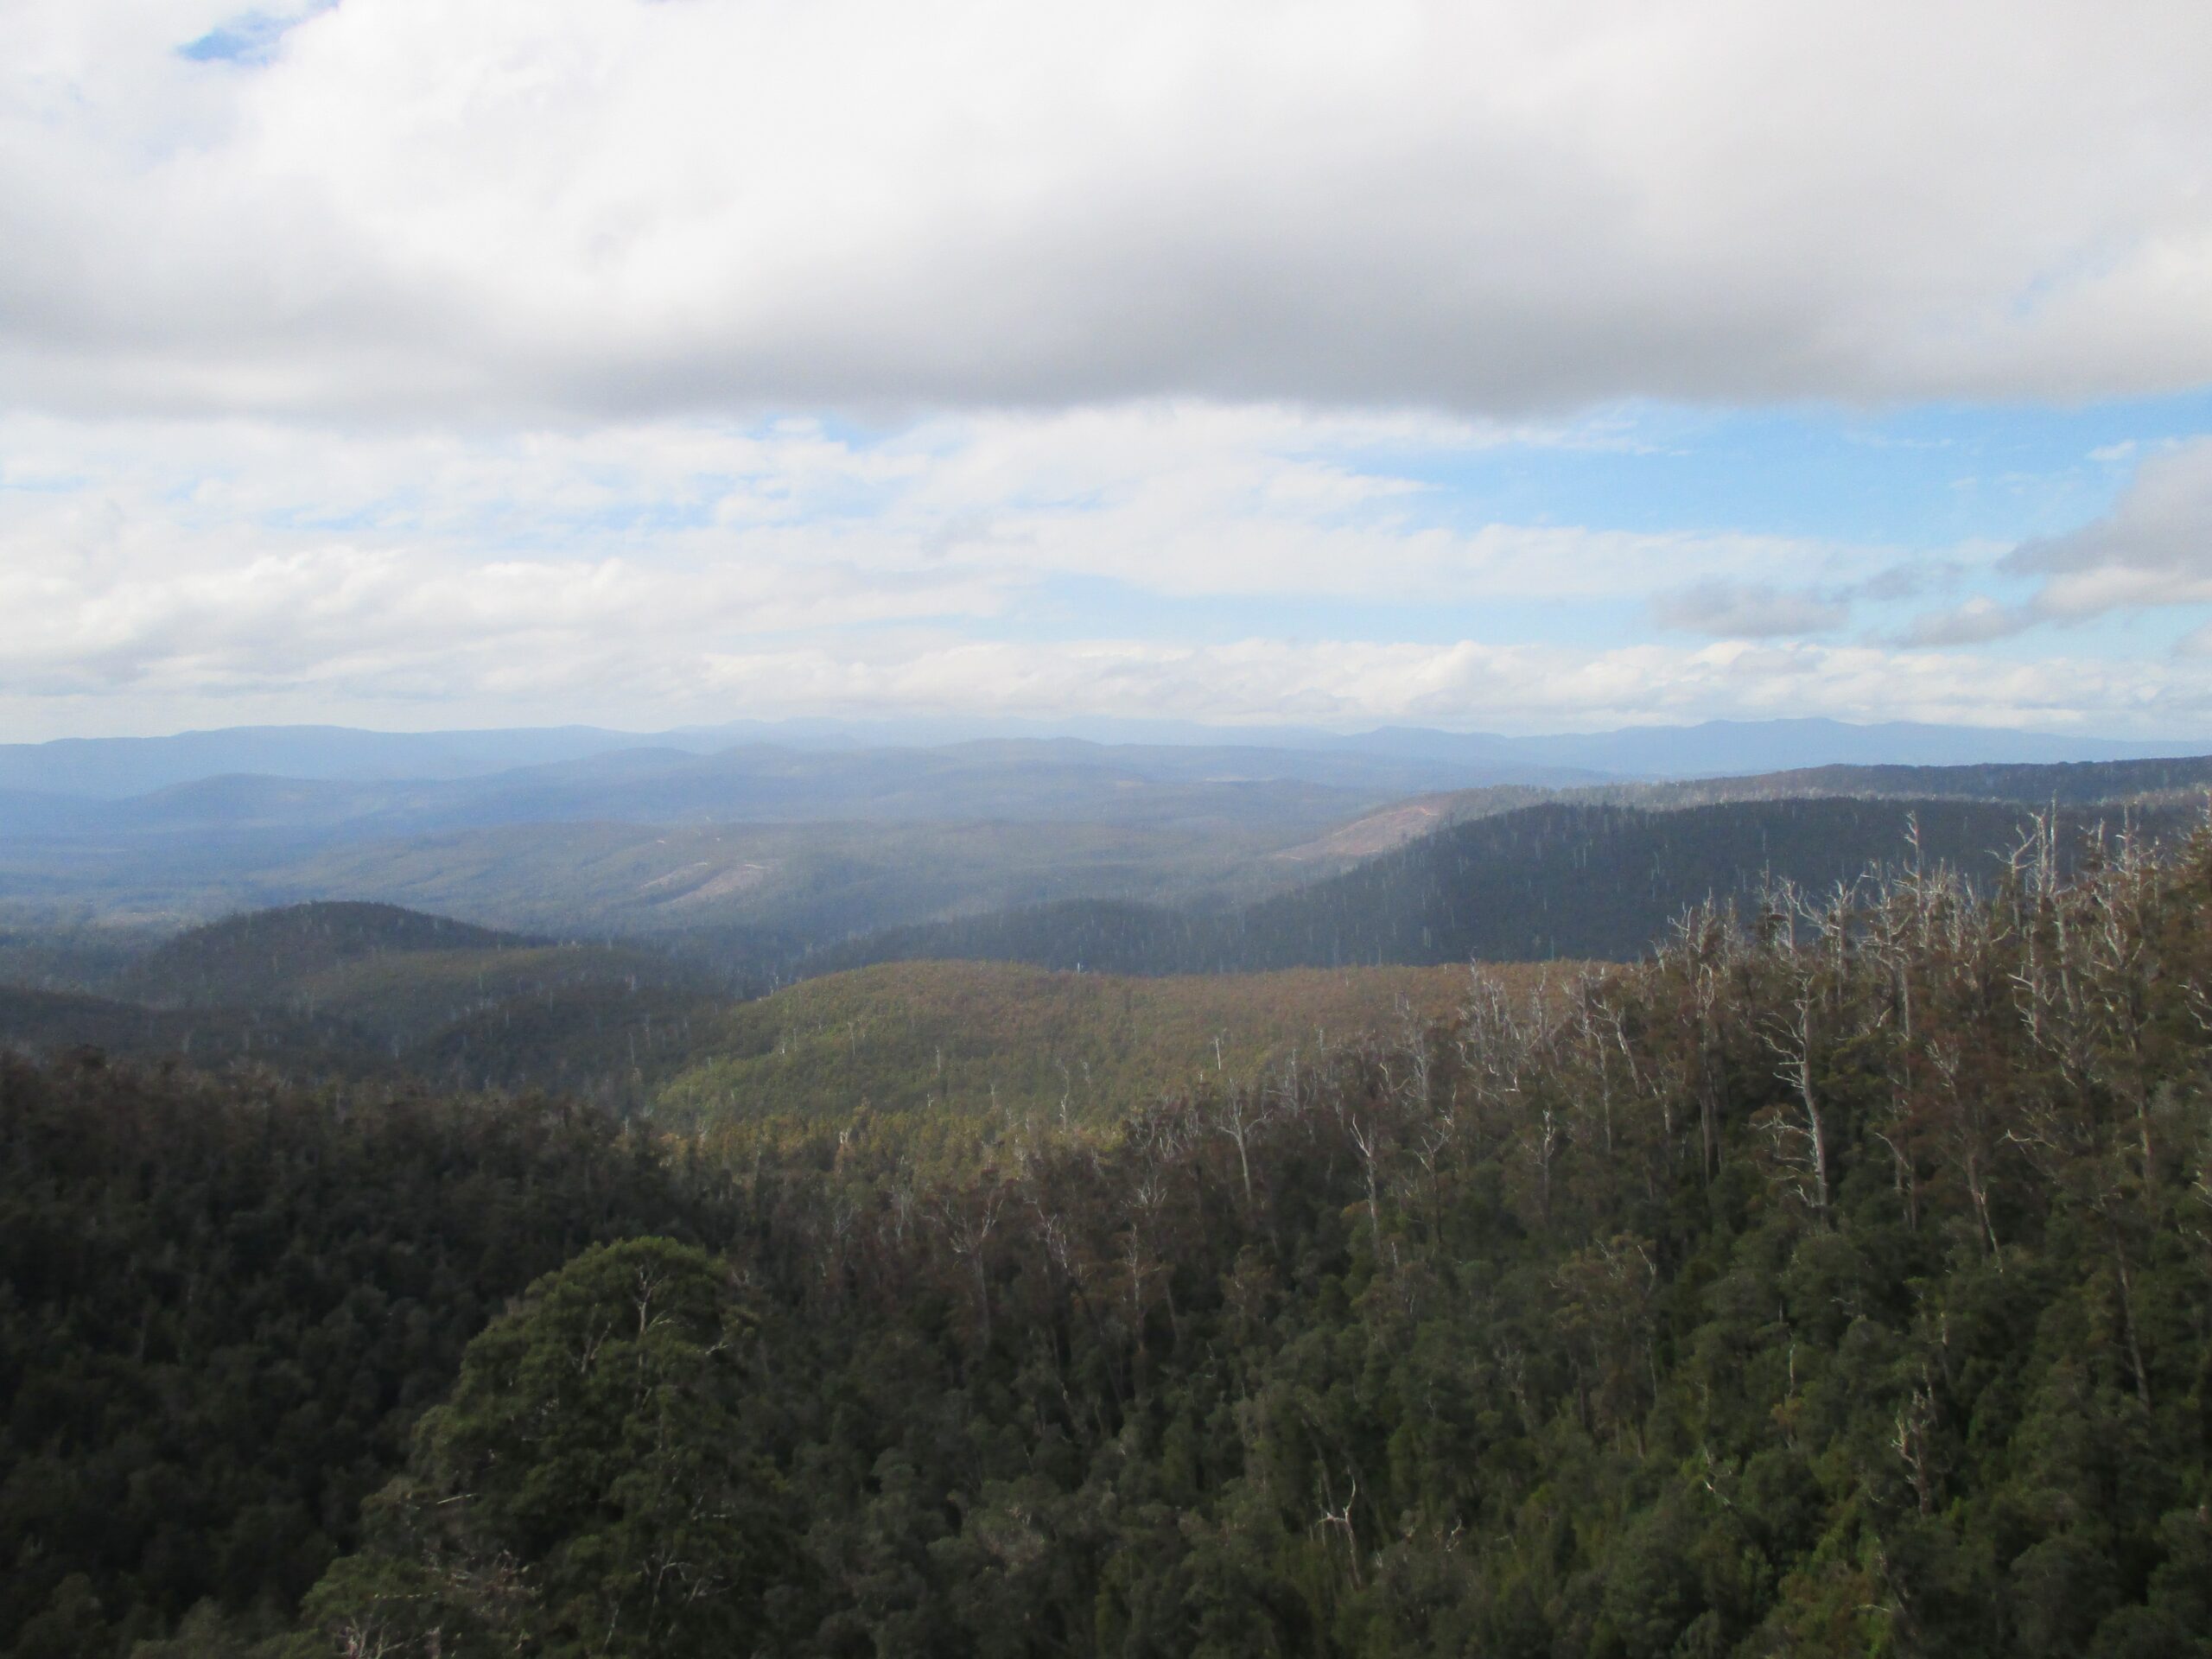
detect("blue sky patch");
top-left (179, 4), bottom-right (334, 66)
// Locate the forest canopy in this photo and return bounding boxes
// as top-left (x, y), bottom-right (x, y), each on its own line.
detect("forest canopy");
top-left (3, 815), bottom-right (2210, 1656)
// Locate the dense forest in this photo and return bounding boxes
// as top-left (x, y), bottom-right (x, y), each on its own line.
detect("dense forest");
top-left (3, 813), bottom-right (2209, 1655)
top-left (0, 903), bottom-right (727, 1107)
top-left (0, 911), bottom-right (1499, 1122)
top-left (820, 795), bottom-right (2192, 974)
top-left (650, 959), bottom-right (1514, 1131)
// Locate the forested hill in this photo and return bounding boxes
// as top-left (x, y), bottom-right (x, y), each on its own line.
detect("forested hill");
top-left (649, 958), bottom-right (1533, 1131)
top-left (1647, 751), bottom-right (2212, 805)
top-left (0, 986), bottom-right (387, 1077)
top-left (3, 813), bottom-right (2209, 1656)
top-left (817, 794), bottom-right (2185, 974)
top-left (0, 902), bottom-right (719, 1103)
top-left (118, 902), bottom-right (525, 1007)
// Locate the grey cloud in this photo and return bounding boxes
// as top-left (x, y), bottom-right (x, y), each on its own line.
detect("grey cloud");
top-left (1842, 561), bottom-right (1965, 605)
top-left (1898, 598), bottom-right (2035, 647)
top-left (3, 0), bottom-right (2212, 420)
top-left (1649, 582), bottom-right (1848, 639)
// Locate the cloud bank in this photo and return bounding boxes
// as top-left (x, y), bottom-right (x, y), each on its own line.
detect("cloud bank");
top-left (5, 404), bottom-right (2209, 741)
top-left (4, 0), bottom-right (2211, 417)
top-left (4, 2), bottom-right (2212, 741)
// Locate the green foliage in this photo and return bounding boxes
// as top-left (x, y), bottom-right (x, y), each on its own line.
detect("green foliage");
top-left (304, 1240), bottom-right (800, 1656)
top-left (654, 958), bottom-right (1504, 1131)
top-left (0, 986), bottom-right (385, 1077)
top-left (118, 903), bottom-right (524, 1008)
top-left (0, 1057), bottom-right (715, 1656)
top-left (8, 817), bottom-right (2212, 1657)
top-left (650, 819), bottom-right (2212, 1656)
top-left (4, 903), bottom-right (722, 1107)
top-left (813, 796), bottom-right (2198, 972)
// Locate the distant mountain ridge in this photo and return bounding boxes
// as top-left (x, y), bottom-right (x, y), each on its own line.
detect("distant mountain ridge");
top-left (3, 715), bottom-right (2199, 800)
top-left (0, 741), bottom-right (1510, 846)
top-left (1697, 753), bottom-right (2212, 803)
top-left (0, 724), bottom-right (660, 798)
top-left (4, 744), bottom-right (2207, 986)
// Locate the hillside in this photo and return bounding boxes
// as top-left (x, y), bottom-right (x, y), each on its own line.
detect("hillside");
top-left (3, 815), bottom-right (2208, 1656)
top-left (283, 941), bottom-right (709, 1051)
top-left (0, 986), bottom-right (385, 1075)
top-left (1598, 751), bottom-right (2212, 809)
top-left (3, 901), bottom-right (1575, 1118)
top-left (0, 902), bottom-right (721, 1103)
top-left (8, 748), bottom-right (2203, 967)
top-left (259, 814), bottom-right (1313, 944)
top-left (1312, 752), bottom-right (2212, 870)
top-left (651, 958), bottom-right (1560, 1130)
top-left (0, 913), bottom-right (165, 995)
top-left (118, 901), bottom-right (526, 1007)
top-left (820, 794), bottom-right (2194, 973)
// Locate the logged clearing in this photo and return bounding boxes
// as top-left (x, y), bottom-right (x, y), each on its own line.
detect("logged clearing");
top-left (1268, 799), bottom-right (1451, 863)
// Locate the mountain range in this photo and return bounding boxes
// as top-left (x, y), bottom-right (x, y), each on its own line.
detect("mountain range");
top-left (2, 715), bottom-right (2199, 800)
top-left (3, 729), bottom-right (2205, 982)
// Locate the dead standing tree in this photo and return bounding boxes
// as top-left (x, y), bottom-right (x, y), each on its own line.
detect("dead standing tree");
top-left (1752, 880), bottom-right (1839, 1231)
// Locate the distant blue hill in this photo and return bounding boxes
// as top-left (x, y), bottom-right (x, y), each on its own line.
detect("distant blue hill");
top-left (0, 715), bottom-right (2199, 800)
top-left (1493, 717), bottom-right (2198, 778)
top-left (0, 724), bottom-right (671, 798)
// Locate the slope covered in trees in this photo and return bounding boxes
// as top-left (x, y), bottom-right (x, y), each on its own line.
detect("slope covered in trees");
top-left (821, 794), bottom-right (2192, 974)
top-left (116, 902), bottom-right (526, 1008)
top-left (3, 912), bottom-right (1535, 1116)
top-left (2, 817), bottom-right (2209, 1656)
top-left (0, 903), bottom-right (726, 1105)
top-left (0, 988), bottom-right (385, 1077)
top-left (650, 958), bottom-right (1531, 1131)
top-left (1680, 751), bottom-right (2212, 804)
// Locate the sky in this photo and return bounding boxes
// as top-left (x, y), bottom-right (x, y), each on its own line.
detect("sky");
top-left (4, 1), bottom-right (2212, 741)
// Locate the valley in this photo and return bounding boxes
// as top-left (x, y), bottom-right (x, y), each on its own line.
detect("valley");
top-left (4, 721), bottom-right (2210, 1659)
top-left (5, 736), bottom-right (2201, 1116)
top-left (18, 14), bottom-right (2212, 1652)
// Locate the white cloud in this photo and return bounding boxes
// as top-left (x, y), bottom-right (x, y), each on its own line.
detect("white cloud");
top-left (2003, 436), bottom-right (2212, 620)
top-left (0, 404), bottom-right (2203, 740)
top-left (0, 405), bottom-right (1863, 657)
top-left (3, 0), bottom-right (2210, 417)
top-left (8, 625), bottom-right (2201, 742)
top-left (349, 634), bottom-right (2212, 736)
